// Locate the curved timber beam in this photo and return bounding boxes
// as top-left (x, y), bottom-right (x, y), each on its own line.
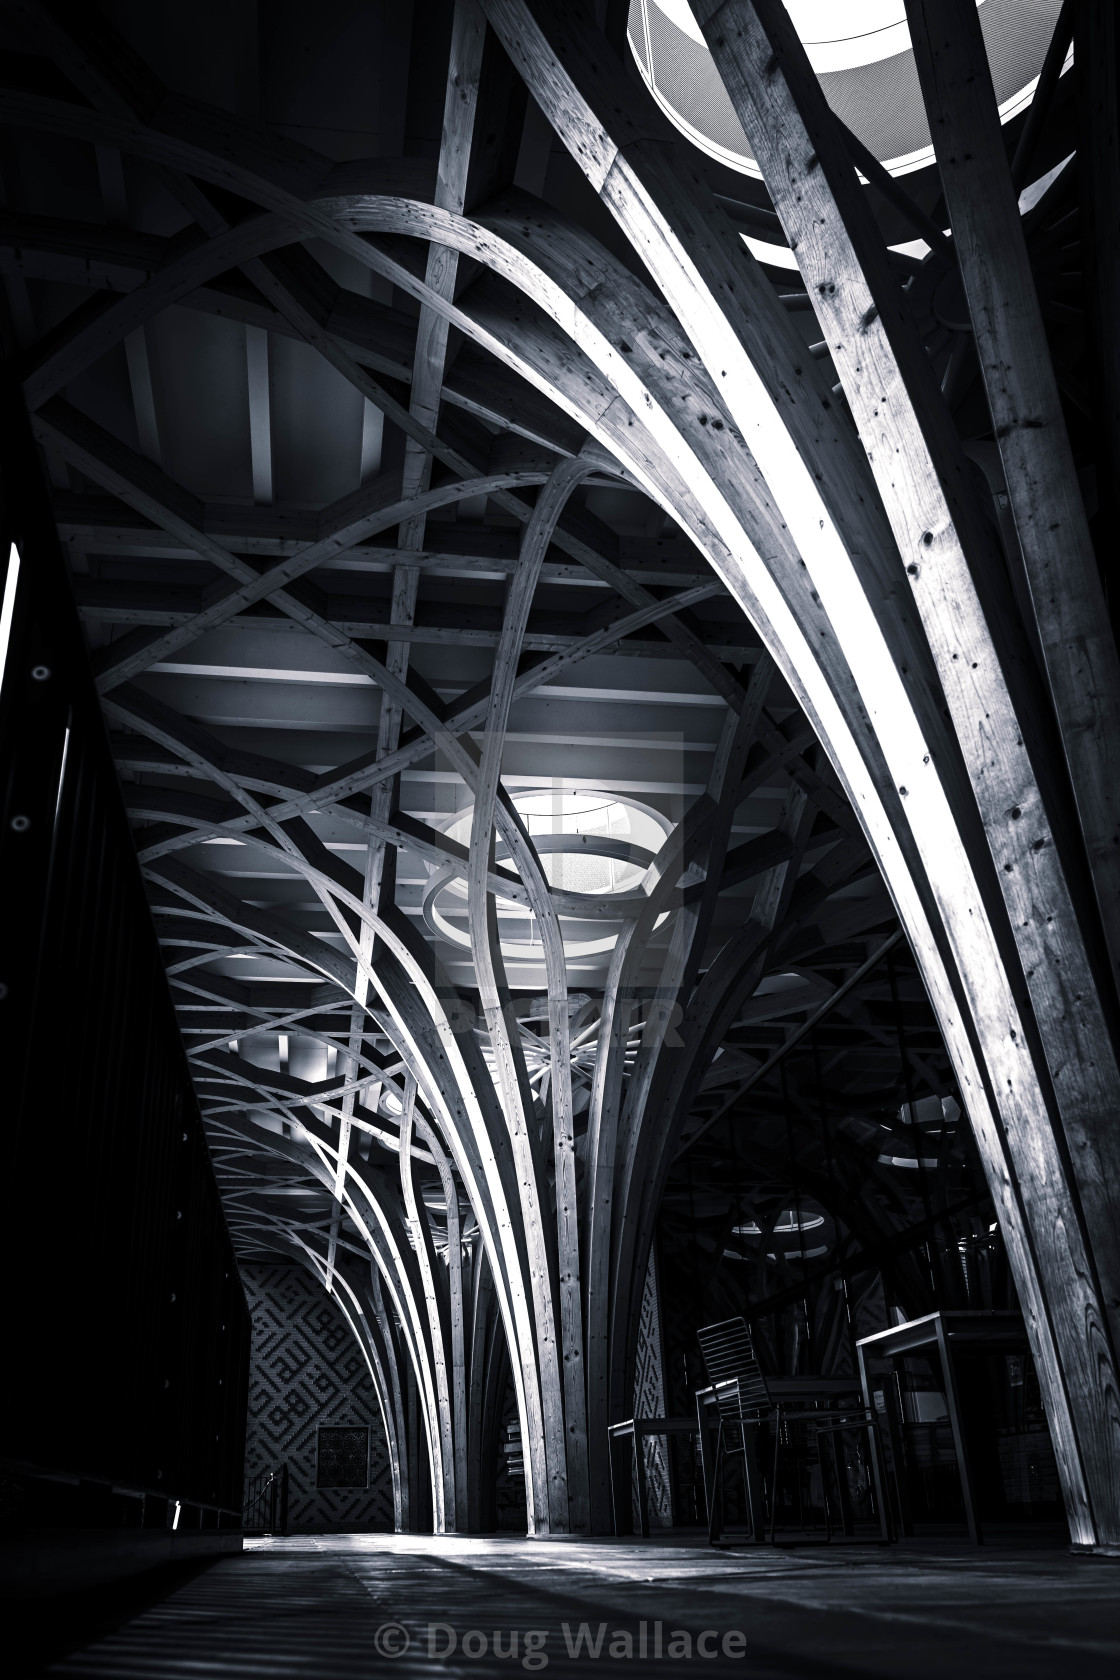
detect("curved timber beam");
top-left (467, 455), bottom-right (595, 1530)
top-left (686, 0), bottom-right (1120, 1549)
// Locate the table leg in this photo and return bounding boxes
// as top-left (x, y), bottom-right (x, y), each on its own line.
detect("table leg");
top-left (862, 1347), bottom-right (911, 1537)
top-left (865, 1417), bottom-right (892, 1543)
top-left (635, 1431), bottom-right (651, 1539)
top-left (831, 1426), bottom-right (855, 1537)
top-left (609, 1430), bottom-right (633, 1536)
top-left (936, 1321), bottom-right (983, 1544)
top-left (884, 1372), bottom-right (913, 1536)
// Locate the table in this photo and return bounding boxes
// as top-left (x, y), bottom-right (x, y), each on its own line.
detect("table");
top-left (608, 1417), bottom-right (698, 1537)
top-left (856, 1309), bottom-right (1028, 1544)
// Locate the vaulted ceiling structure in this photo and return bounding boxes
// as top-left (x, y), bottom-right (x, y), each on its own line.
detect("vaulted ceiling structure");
top-left (3, 0), bottom-right (1118, 1548)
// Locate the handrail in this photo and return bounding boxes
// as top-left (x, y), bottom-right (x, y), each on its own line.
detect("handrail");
top-left (0, 1456), bottom-right (242, 1528)
top-left (243, 1464), bottom-right (288, 1535)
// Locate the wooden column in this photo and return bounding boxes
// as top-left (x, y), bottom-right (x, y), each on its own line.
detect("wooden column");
top-left (687, 0), bottom-right (1120, 1550)
top-left (903, 0), bottom-right (1120, 1018)
top-left (467, 457), bottom-right (595, 1531)
top-left (1074, 1), bottom-right (1120, 605)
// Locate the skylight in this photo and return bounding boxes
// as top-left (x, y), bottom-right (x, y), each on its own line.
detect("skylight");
top-left (630, 0), bottom-right (1066, 178)
top-left (427, 789), bottom-right (671, 962)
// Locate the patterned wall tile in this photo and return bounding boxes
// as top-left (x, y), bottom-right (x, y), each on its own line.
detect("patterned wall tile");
top-left (241, 1264), bottom-right (393, 1533)
top-left (633, 1247), bottom-right (673, 1526)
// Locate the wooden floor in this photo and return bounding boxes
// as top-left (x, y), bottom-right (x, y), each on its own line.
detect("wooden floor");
top-left (26, 1532), bottom-right (1120, 1678)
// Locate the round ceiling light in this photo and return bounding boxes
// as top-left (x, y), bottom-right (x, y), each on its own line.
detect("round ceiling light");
top-left (629, 0), bottom-right (1066, 178)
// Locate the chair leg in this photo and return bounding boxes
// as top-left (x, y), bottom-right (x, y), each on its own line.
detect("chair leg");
top-left (635, 1433), bottom-right (651, 1540)
top-left (743, 1422), bottom-right (765, 1543)
top-left (708, 1419), bottom-right (725, 1546)
top-left (821, 1430), bottom-right (833, 1542)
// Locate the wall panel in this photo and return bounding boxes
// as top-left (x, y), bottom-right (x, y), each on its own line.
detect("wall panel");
top-left (0, 376), bottom-right (249, 1523)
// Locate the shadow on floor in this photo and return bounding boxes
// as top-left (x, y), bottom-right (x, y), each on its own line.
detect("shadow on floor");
top-left (6, 1556), bottom-right (222, 1677)
top-left (9, 1531), bottom-right (1120, 1680)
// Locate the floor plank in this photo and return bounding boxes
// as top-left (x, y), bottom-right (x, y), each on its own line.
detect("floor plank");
top-left (33, 1533), bottom-right (1120, 1679)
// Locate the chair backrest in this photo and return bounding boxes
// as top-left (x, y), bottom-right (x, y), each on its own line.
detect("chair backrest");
top-left (697, 1318), bottom-right (770, 1418)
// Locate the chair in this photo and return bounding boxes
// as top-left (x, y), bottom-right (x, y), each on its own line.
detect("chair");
top-left (696, 1317), bottom-right (888, 1545)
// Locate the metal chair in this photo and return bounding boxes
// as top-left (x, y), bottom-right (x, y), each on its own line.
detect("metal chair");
top-left (697, 1317), bottom-right (888, 1545)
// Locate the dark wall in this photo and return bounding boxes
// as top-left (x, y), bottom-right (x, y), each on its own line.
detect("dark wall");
top-left (0, 379), bottom-right (249, 1521)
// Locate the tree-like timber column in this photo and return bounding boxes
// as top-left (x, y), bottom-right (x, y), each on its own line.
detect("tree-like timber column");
top-left (482, 0), bottom-right (1120, 1549)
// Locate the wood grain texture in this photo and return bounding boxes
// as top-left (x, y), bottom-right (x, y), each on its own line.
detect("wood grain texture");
top-left (906, 0), bottom-right (1120, 1060)
top-left (467, 457), bottom-right (594, 1530)
top-left (691, 0), bottom-right (1120, 1548)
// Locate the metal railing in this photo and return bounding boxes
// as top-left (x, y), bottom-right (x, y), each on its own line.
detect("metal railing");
top-left (243, 1465), bottom-right (288, 1535)
top-left (0, 1457), bottom-right (242, 1530)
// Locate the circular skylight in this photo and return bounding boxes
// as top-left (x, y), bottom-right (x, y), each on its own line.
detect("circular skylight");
top-left (734, 1209), bottom-right (825, 1235)
top-left (426, 789), bottom-right (669, 961)
top-left (629, 0), bottom-right (1066, 178)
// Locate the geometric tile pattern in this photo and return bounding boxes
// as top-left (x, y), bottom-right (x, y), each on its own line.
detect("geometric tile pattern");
top-left (240, 1264), bottom-right (393, 1532)
top-left (633, 1246), bottom-right (674, 1527)
top-left (658, 1258), bottom-right (708, 1527)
